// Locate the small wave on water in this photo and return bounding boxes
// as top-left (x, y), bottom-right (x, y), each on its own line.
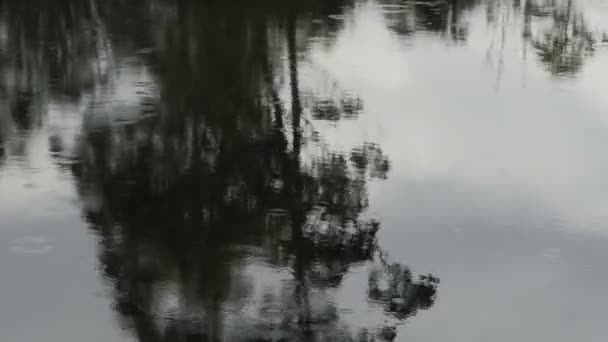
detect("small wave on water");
top-left (9, 235), bottom-right (54, 255)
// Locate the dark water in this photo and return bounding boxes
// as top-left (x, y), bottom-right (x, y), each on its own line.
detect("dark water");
top-left (1, 0), bottom-right (608, 341)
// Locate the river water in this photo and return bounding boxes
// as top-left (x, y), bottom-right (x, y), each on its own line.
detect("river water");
top-left (1, 0), bottom-right (607, 341)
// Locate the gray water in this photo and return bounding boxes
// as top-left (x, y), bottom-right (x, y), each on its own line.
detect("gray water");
top-left (1, 0), bottom-right (608, 341)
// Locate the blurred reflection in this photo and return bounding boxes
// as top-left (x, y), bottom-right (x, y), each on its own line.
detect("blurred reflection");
top-left (375, 0), bottom-right (474, 39)
top-left (374, 0), bottom-right (602, 75)
top-left (0, 0), bottom-right (604, 167)
top-left (369, 253), bottom-right (438, 321)
top-left (51, 1), bottom-right (438, 341)
top-left (3, 0), bottom-right (605, 340)
top-left (525, 0), bottom-right (595, 75)
top-left (483, 0), bottom-right (601, 76)
top-left (0, 0), bottom-right (110, 162)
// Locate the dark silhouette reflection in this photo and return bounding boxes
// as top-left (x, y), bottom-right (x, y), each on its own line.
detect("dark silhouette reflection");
top-left (24, 1), bottom-right (441, 341)
top-left (524, 0), bottom-right (596, 75)
top-left (0, 0), bottom-right (109, 97)
top-left (374, 0), bottom-right (603, 75)
top-left (369, 253), bottom-right (439, 321)
top-left (2, 0), bottom-right (600, 337)
top-left (486, 0), bottom-right (602, 77)
top-left (376, 0), bottom-right (475, 40)
top-left (0, 0), bottom-right (110, 161)
top-left (0, 0), bottom-right (604, 169)
top-left (311, 95), bottom-right (364, 121)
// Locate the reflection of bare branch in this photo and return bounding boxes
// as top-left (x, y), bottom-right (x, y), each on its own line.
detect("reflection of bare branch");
top-left (369, 251), bottom-right (439, 321)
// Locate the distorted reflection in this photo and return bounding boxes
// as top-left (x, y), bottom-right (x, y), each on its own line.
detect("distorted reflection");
top-left (2, 0), bottom-right (608, 341)
top-left (0, 0), bottom-right (110, 164)
top-left (524, 0), bottom-right (596, 75)
top-left (368, 254), bottom-right (438, 320)
top-left (0, 0), bottom-right (604, 167)
top-left (57, 1), bottom-right (437, 340)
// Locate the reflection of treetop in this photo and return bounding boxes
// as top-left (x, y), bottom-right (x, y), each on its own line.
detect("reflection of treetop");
top-left (369, 257), bottom-right (439, 321)
top-left (0, 1), bottom-right (437, 340)
top-left (526, 0), bottom-right (596, 75)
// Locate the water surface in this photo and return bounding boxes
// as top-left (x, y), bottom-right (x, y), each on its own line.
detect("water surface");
top-left (1, 0), bottom-right (608, 341)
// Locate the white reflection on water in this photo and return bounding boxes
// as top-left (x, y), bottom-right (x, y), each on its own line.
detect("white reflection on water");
top-left (300, 1), bottom-right (608, 340)
top-left (311, 0), bottom-right (608, 236)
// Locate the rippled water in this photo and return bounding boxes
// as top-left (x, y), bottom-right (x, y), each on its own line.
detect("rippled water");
top-left (1, 0), bottom-right (608, 341)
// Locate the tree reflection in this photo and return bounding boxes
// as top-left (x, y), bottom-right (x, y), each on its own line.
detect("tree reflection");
top-left (369, 253), bottom-right (439, 321)
top-left (43, 1), bottom-right (440, 341)
top-left (0, 0), bottom-right (110, 161)
top-left (0, 0), bottom-right (109, 96)
top-left (486, 0), bottom-right (601, 77)
top-left (525, 0), bottom-right (595, 75)
top-left (0, 0), bottom-right (605, 168)
top-left (375, 0), bottom-right (602, 76)
top-left (376, 0), bottom-right (474, 40)
top-left (2, 1), bottom-right (607, 338)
